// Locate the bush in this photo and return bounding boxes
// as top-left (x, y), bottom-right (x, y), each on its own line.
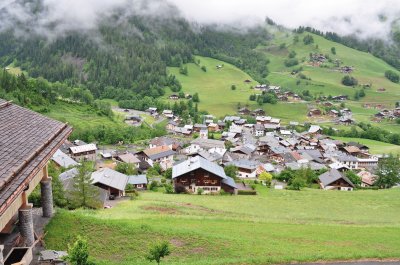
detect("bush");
top-left (342, 75), bottom-right (358, 86)
top-left (284, 58), bottom-right (299, 67)
top-left (164, 184), bottom-right (174, 194)
top-left (201, 65), bottom-right (207, 72)
top-left (251, 184), bottom-right (257, 190)
top-left (197, 188), bottom-right (204, 195)
top-left (148, 180), bottom-right (159, 191)
top-left (384, 70), bottom-right (399, 83)
top-left (174, 183), bottom-right (187, 194)
top-left (237, 190), bottom-right (257, 195)
top-left (231, 84), bottom-right (236, 90)
top-left (303, 35), bottom-right (314, 45)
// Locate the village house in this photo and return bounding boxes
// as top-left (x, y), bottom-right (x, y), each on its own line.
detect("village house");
top-left (172, 156), bottom-right (237, 194)
top-left (193, 123), bottom-right (208, 132)
top-left (308, 108), bottom-right (322, 117)
top-left (318, 169), bottom-right (355, 191)
top-left (149, 137), bottom-right (183, 151)
top-left (238, 107), bottom-right (251, 116)
top-left (52, 149), bottom-right (79, 168)
top-left (162, 109), bottom-right (174, 119)
top-left (252, 108), bottom-right (266, 116)
top-left (208, 122), bottom-right (219, 132)
top-left (329, 109), bottom-right (339, 117)
top-left (69, 143), bottom-right (97, 161)
top-left (253, 124), bottom-right (265, 137)
top-left (146, 107), bottom-right (158, 115)
top-left (127, 174), bottom-right (148, 190)
top-left (332, 95), bottom-right (348, 101)
top-left (186, 138), bottom-right (226, 156)
top-left (169, 94), bottom-right (179, 100)
top-left (308, 125), bottom-right (322, 135)
top-left (166, 120), bottom-right (178, 131)
top-left (116, 153), bottom-right (141, 168)
top-left (225, 159), bottom-right (260, 179)
top-left (91, 168), bottom-right (129, 197)
top-left (357, 170), bottom-right (377, 187)
top-left (125, 115), bottom-right (142, 124)
top-left (199, 129), bottom-right (208, 139)
top-left (256, 116), bottom-right (271, 125)
top-left (139, 145), bottom-right (176, 170)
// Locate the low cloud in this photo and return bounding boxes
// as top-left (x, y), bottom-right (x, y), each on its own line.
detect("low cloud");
top-left (1, 0), bottom-right (400, 40)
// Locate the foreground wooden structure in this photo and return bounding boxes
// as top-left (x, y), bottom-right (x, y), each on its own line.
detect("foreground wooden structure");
top-left (0, 99), bottom-right (72, 252)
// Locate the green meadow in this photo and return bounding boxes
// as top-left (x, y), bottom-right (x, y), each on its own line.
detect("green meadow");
top-left (45, 188), bottom-right (400, 265)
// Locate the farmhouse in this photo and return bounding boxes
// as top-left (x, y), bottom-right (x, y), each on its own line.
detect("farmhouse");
top-left (116, 153), bottom-right (141, 168)
top-left (0, 99), bottom-right (72, 247)
top-left (318, 169), bottom-right (355, 191)
top-left (127, 174), bottom-right (148, 190)
top-left (91, 168), bottom-right (129, 197)
top-left (186, 138), bottom-right (226, 156)
top-left (308, 108), bottom-right (322, 117)
top-left (149, 137), bottom-right (183, 151)
top-left (69, 143), bottom-right (97, 161)
top-left (51, 149), bottom-right (79, 168)
top-left (172, 156), bottom-right (237, 194)
top-left (169, 94), bottom-right (179, 100)
top-left (140, 146), bottom-right (175, 170)
top-left (253, 124), bottom-right (265, 137)
top-left (225, 159), bottom-right (260, 179)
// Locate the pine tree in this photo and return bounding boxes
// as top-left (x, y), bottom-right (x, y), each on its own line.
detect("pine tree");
top-left (70, 162), bottom-right (100, 209)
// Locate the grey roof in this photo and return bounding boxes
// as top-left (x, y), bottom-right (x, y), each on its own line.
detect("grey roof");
top-left (222, 176), bottom-right (237, 189)
top-left (254, 124), bottom-right (264, 131)
top-left (127, 175), bottom-right (148, 185)
top-left (117, 153), bottom-right (141, 164)
top-left (172, 156), bottom-right (227, 179)
top-left (223, 116), bottom-right (241, 122)
top-left (52, 149), bottom-right (79, 168)
top-left (319, 169), bottom-right (355, 187)
top-left (191, 138), bottom-right (225, 149)
top-left (226, 159), bottom-right (260, 170)
top-left (91, 168), bottom-right (129, 191)
top-left (59, 167), bottom-right (79, 182)
top-left (197, 149), bottom-right (222, 162)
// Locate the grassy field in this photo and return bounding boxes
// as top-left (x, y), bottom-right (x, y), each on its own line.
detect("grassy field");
top-left (332, 136), bottom-right (400, 154)
top-left (167, 56), bottom-right (258, 117)
top-left (45, 188), bottom-right (400, 265)
top-left (32, 100), bottom-right (126, 130)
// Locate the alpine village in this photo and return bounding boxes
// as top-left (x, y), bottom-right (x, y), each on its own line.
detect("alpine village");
top-left (0, 1), bottom-right (400, 265)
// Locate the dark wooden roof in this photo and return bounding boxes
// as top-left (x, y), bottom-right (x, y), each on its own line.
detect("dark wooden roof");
top-left (0, 99), bottom-right (72, 214)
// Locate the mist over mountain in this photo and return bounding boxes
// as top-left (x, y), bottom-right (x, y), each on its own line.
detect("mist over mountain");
top-left (1, 0), bottom-right (400, 40)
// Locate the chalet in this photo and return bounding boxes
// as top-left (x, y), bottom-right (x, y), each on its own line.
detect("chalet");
top-left (162, 110), bottom-right (174, 119)
top-left (52, 149), bottom-right (79, 168)
top-left (169, 94), bottom-right (179, 100)
top-left (116, 153), bottom-right (141, 168)
top-left (308, 125), bottom-right (322, 135)
top-left (318, 169), bottom-right (355, 191)
top-left (332, 95), bottom-right (348, 101)
top-left (208, 123), bottom-right (219, 132)
top-left (166, 120), bottom-right (178, 131)
top-left (172, 156), bottom-right (237, 194)
top-left (174, 127), bottom-right (192, 136)
top-left (278, 95), bottom-right (288, 101)
top-left (323, 101), bottom-right (334, 107)
top-left (308, 108), bottom-right (322, 117)
top-left (186, 138), bottom-right (226, 156)
top-left (329, 109), bottom-right (339, 117)
top-left (339, 117), bottom-right (355, 125)
top-left (253, 124), bottom-right (265, 137)
top-left (252, 108), bottom-right (265, 116)
top-left (238, 107), bottom-right (251, 115)
top-left (217, 121), bottom-right (226, 130)
top-left (140, 146), bottom-right (175, 170)
top-left (125, 115), bottom-right (141, 123)
top-left (225, 159), bottom-right (260, 179)
top-left (195, 149), bottom-right (223, 163)
top-left (0, 99), bottom-right (72, 248)
top-left (146, 107), bottom-right (157, 115)
top-left (150, 137), bottom-right (182, 151)
top-left (193, 123), bottom-right (208, 132)
top-left (230, 144), bottom-right (256, 158)
top-left (199, 129), bottom-right (208, 139)
top-left (69, 143), bottom-right (97, 161)
top-left (268, 85), bottom-right (280, 92)
top-left (223, 116), bottom-right (241, 123)
top-left (256, 116), bottom-right (271, 124)
top-left (91, 168), bottom-right (129, 197)
top-left (357, 171), bottom-right (377, 187)
top-left (347, 142), bottom-right (369, 153)
top-left (127, 175), bottom-right (148, 190)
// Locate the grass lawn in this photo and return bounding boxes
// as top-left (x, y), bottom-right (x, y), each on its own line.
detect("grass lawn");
top-left (33, 100), bottom-right (126, 130)
top-left (45, 188), bottom-right (400, 265)
top-left (332, 136), bottom-right (400, 154)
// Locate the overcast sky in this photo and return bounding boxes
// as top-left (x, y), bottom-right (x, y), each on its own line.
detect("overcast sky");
top-left (1, 0), bottom-right (400, 39)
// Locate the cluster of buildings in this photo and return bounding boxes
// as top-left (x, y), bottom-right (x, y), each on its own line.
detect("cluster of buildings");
top-left (373, 107), bottom-right (400, 122)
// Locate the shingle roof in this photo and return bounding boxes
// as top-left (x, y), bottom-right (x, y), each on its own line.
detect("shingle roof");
top-left (172, 156), bottom-right (227, 179)
top-left (226, 159), bottom-right (260, 170)
top-left (0, 99), bottom-right (72, 214)
top-left (191, 138), bottom-right (225, 149)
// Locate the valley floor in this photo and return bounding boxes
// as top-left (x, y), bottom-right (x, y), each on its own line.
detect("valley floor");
top-left (45, 188), bottom-right (400, 265)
